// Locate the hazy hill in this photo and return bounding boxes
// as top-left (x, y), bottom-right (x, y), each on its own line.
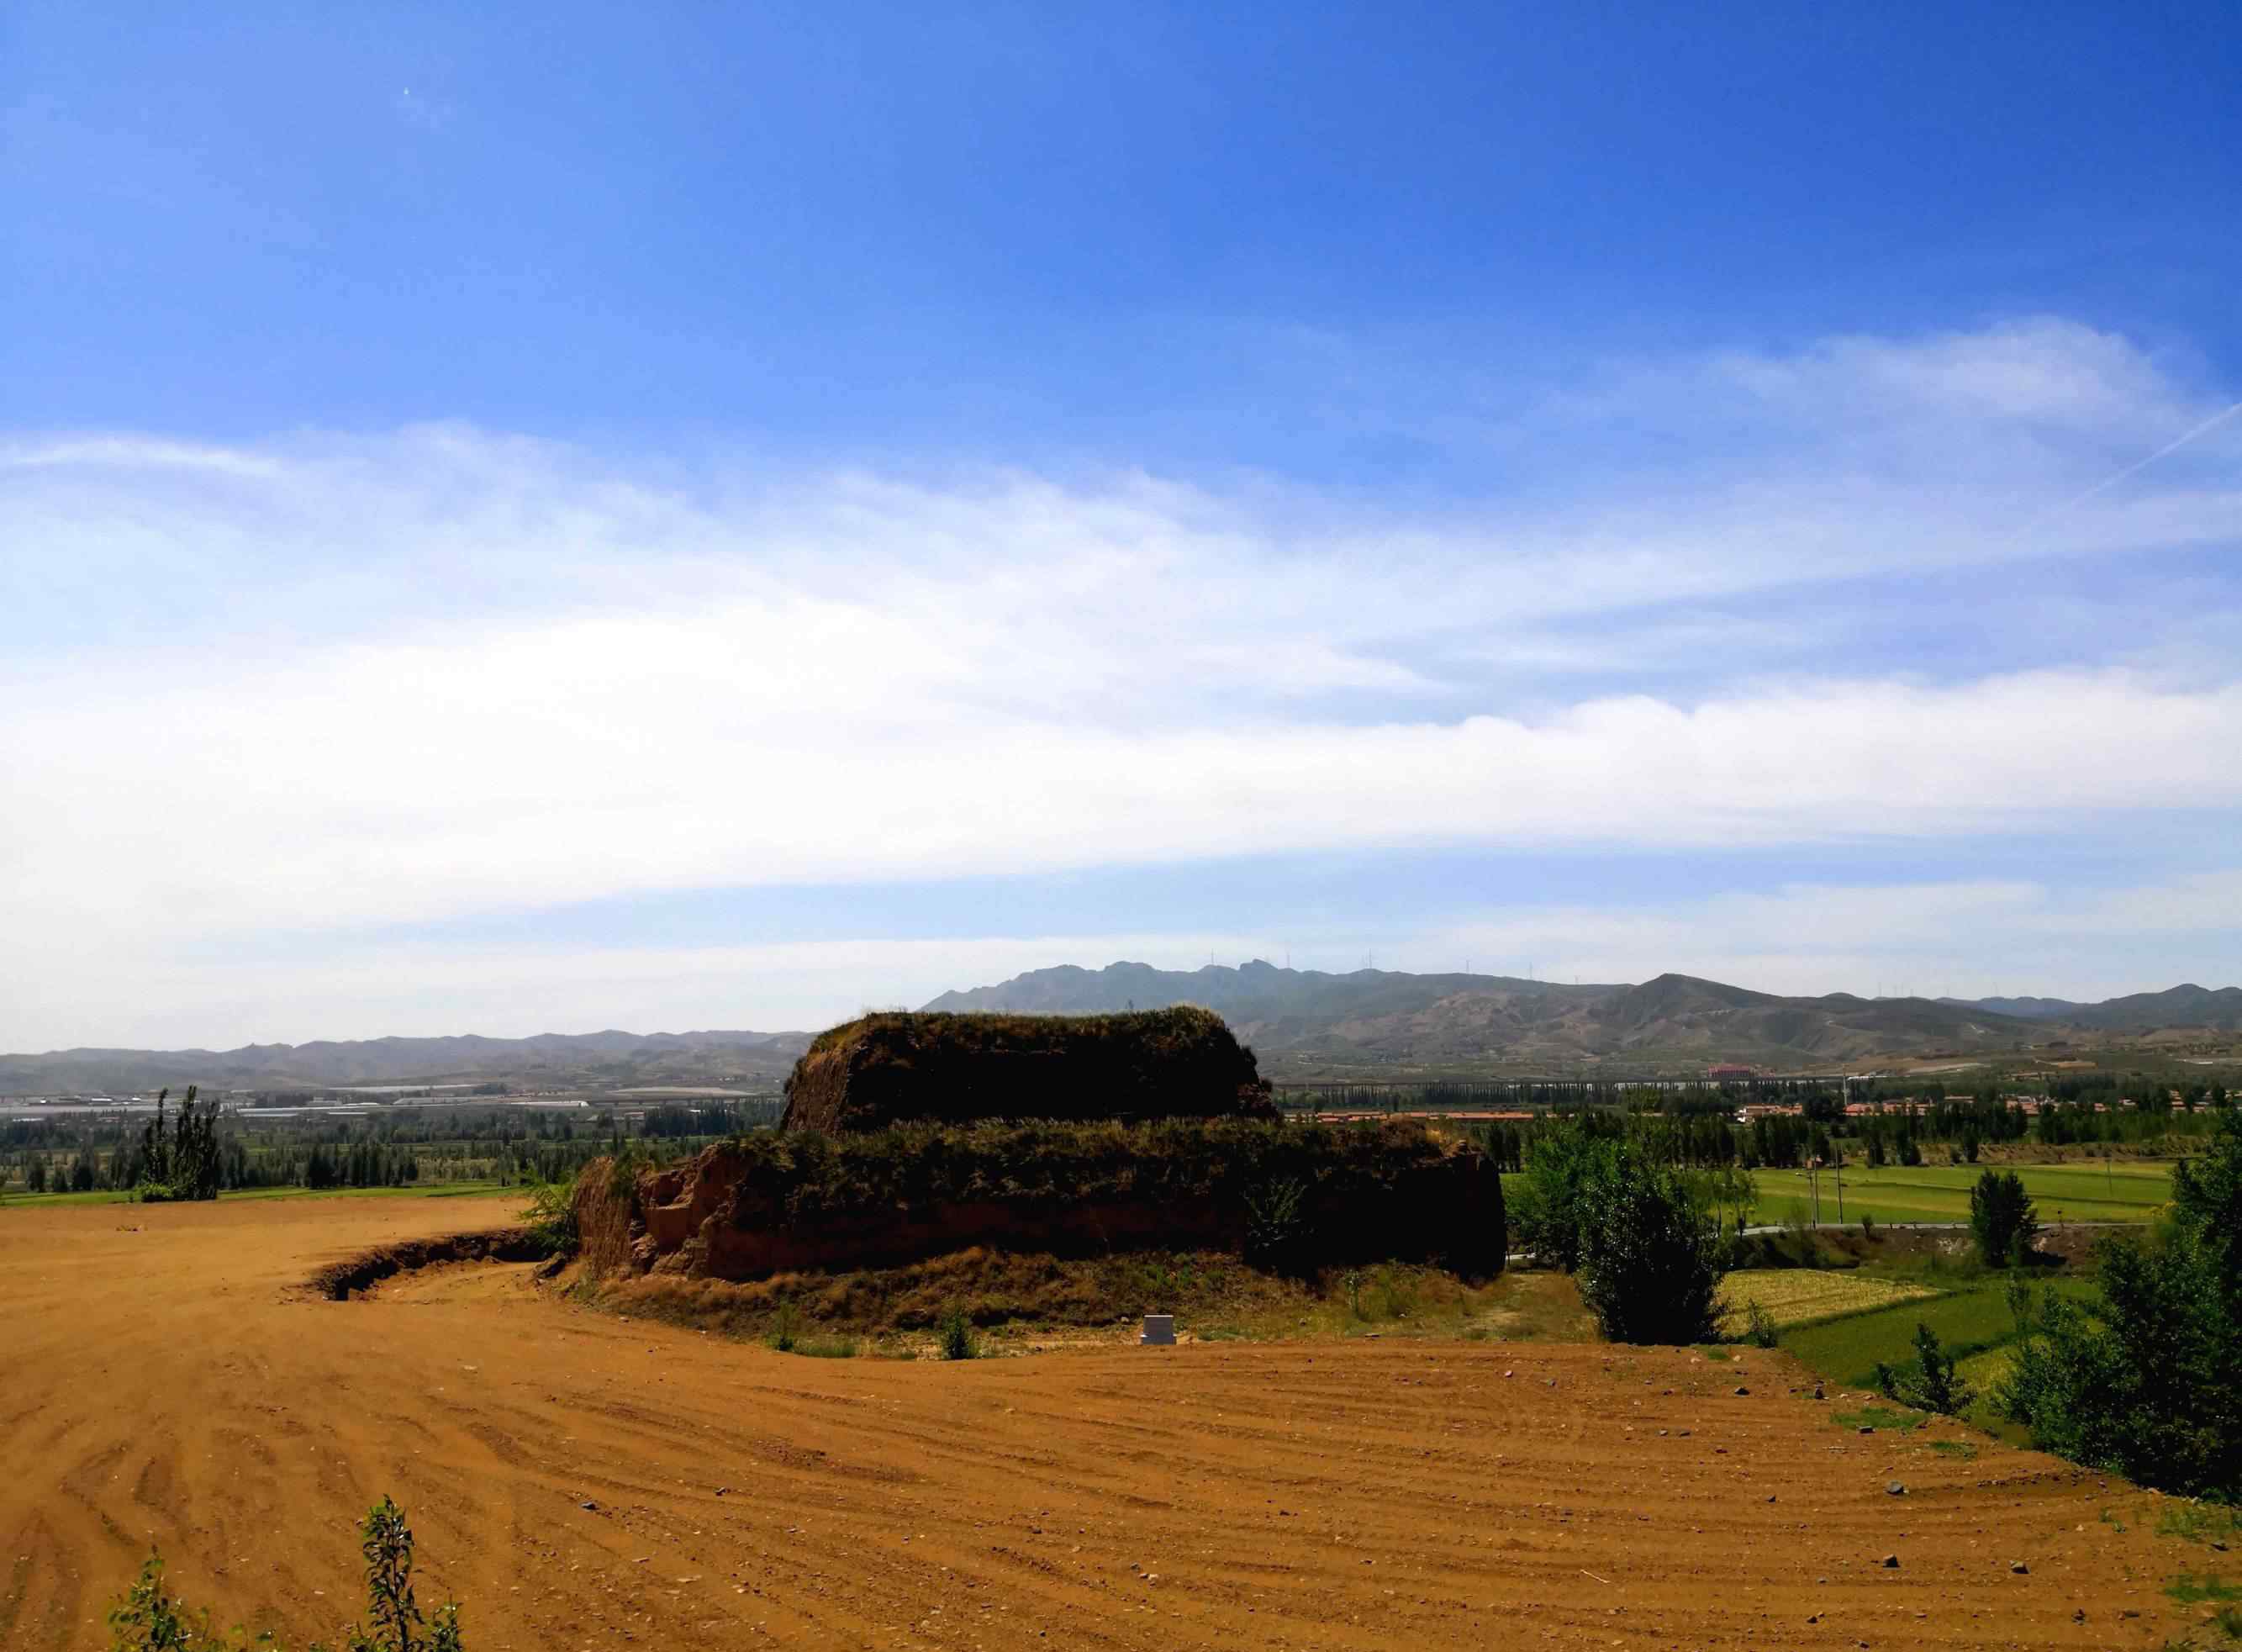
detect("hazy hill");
top-left (922, 960), bottom-right (2235, 1074)
top-left (923, 958), bottom-right (1591, 1021)
top-left (1938, 995), bottom-right (2087, 1021)
top-left (2061, 984), bottom-right (2242, 1032)
top-left (1939, 984), bottom-right (2242, 1032)
top-left (0, 1028), bottom-right (809, 1096)
top-left (13, 966), bottom-right (2236, 1095)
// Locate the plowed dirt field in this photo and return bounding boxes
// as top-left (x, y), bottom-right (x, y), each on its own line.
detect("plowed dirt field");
top-left (0, 1195), bottom-right (2213, 1649)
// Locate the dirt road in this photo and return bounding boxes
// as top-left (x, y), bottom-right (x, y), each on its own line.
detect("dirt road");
top-left (0, 1195), bottom-right (2212, 1649)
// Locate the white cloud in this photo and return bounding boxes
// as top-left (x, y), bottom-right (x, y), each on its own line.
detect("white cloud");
top-left (7, 635), bottom-right (2240, 947)
top-left (1707, 318), bottom-right (2183, 428)
top-left (3, 316), bottom-right (2240, 1044)
top-left (0, 435), bottom-right (285, 477)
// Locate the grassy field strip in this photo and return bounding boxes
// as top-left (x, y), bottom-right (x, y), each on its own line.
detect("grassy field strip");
top-left (1, 1180), bottom-right (515, 1210)
top-left (1779, 1277), bottom-right (2101, 1401)
top-left (1750, 1160), bottom-right (2172, 1227)
top-left (1717, 1269), bottom-right (1939, 1329)
top-left (1848, 1172), bottom-right (2166, 1205)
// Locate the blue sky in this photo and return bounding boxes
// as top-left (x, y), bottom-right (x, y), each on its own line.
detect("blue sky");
top-left (4, 3), bottom-right (2241, 1046)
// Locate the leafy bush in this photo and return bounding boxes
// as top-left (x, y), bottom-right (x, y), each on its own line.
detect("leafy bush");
top-left (520, 1176), bottom-right (580, 1259)
top-left (1999, 1113), bottom-right (2242, 1496)
top-left (108, 1495), bottom-right (462, 1652)
top-left (108, 1552), bottom-right (232, 1652)
top-left (1875, 1321), bottom-right (1975, 1415)
top-left (1575, 1143), bottom-right (1727, 1344)
top-left (1743, 1299), bottom-right (1780, 1349)
top-left (938, 1307), bottom-right (979, 1360)
top-left (351, 1496), bottom-right (464, 1652)
top-left (767, 1303), bottom-right (802, 1352)
top-left (1969, 1169), bottom-right (2038, 1267)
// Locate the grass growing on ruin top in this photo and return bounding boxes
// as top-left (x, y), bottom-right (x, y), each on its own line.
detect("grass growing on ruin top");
top-left (782, 1005), bottom-right (1268, 1133)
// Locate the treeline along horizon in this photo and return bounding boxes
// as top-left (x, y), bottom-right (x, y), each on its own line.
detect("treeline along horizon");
top-left (1467, 1084), bottom-right (2229, 1174)
top-left (6, 1076), bottom-right (2229, 1196)
top-left (0, 1098), bottom-right (782, 1195)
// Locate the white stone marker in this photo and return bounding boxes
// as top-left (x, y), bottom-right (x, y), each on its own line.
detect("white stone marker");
top-left (1139, 1313), bottom-right (1176, 1346)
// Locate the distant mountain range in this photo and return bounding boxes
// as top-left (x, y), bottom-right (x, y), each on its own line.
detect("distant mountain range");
top-left (8, 967), bottom-right (2236, 1094)
top-left (926, 961), bottom-right (2242, 1073)
top-left (1939, 984), bottom-right (2242, 1032)
top-left (0, 1028), bottom-right (809, 1096)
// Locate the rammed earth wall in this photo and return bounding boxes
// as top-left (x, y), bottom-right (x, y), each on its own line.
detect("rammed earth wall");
top-left (577, 1119), bottom-right (1504, 1281)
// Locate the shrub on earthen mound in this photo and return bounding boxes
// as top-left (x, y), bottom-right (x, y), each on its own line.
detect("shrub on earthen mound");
top-left (779, 1007), bottom-right (1272, 1134)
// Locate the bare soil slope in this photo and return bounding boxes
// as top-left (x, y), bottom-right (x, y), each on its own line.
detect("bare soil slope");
top-left (0, 1195), bottom-right (2213, 1650)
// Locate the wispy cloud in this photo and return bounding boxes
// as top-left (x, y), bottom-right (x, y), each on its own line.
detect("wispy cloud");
top-left (3, 317), bottom-right (2238, 1043)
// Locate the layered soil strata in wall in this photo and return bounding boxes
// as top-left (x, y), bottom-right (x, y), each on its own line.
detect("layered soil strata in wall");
top-left (578, 1119), bottom-right (1504, 1281)
top-left (778, 1007), bottom-right (1273, 1134)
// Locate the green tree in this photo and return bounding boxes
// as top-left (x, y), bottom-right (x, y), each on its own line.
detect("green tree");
top-left (1510, 1122), bottom-right (1620, 1271)
top-left (1575, 1143), bottom-right (1726, 1344)
top-left (137, 1086), bottom-right (224, 1201)
top-left (1701, 1159), bottom-right (1759, 1240)
top-left (1875, 1321), bottom-right (1974, 1415)
top-left (1968, 1169), bottom-right (2037, 1267)
top-left (1999, 1113), bottom-right (2242, 1496)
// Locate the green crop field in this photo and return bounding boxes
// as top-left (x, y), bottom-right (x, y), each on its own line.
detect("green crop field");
top-left (1778, 1275), bottom-right (2102, 1425)
top-left (1750, 1159), bottom-right (2172, 1228)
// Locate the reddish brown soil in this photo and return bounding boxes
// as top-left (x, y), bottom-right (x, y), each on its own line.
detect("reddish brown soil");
top-left (0, 1195), bottom-right (2217, 1649)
